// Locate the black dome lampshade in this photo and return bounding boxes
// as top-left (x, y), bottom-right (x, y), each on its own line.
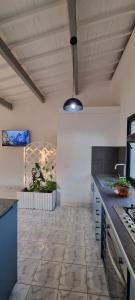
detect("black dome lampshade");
top-left (63, 98), bottom-right (83, 112)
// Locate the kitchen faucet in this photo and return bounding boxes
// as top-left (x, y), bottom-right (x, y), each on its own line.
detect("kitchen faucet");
top-left (114, 163), bottom-right (126, 177)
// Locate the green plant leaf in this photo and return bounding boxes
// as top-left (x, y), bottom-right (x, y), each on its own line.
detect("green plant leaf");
top-left (109, 177), bottom-right (131, 188)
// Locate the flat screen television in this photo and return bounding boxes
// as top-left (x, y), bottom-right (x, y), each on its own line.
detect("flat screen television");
top-left (2, 130), bottom-right (30, 146)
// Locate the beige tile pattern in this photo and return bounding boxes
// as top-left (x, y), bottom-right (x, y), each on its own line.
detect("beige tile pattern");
top-left (86, 246), bottom-right (103, 266)
top-left (42, 243), bottom-right (65, 262)
top-left (10, 205), bottom-right (111, 300)
top-left (59, 263), bottom-right (87, 293)
top-left (26, 286), bottom-right (58, 300)
top-left (87, 295), bottom-right (111, 300)
top-left (18, 258), bottom-right (39, 284)
top-left (57, 290), bottom-right (87, 300)
top-left (32, 261), bottom-right (62, 288)
top-left (9, 283), bottom-right (30, 300)
top-left (63, 245), bottom-right (86, 264)
top-left (87, 266), bottom-right (109, 296)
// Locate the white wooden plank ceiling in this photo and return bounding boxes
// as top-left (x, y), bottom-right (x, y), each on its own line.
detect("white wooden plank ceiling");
top-left (0, 0), bottom-right (135, 107)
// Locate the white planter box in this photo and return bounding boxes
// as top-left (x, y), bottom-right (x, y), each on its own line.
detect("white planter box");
top-left (17, 190), bottom-right (56, 211)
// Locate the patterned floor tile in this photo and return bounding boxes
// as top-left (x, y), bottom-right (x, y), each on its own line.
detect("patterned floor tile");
top-left (26, 285), bottom-right (58, 300)
top-left (9, 283), bottom-right (30, 300)
top-left (86, 247), bottom-right (103, 266)
top-left (64, 245), bottom-right (86, 264)
top-left (87, 295), bottom-right (111, 300)
top-left (84, 232), bottom-right (96, 240)
top-left (59, 263), bottom-right (87, 293)
top-left (32, 261), bottom-right (62, 288)
top-left (47, 231), bottom-right (67, 245)
top-left (87, 267), bottom-right (109, 296)
top-left (42, 244), bottom-right (65, 262)
top-left (67, 233), bottom-right (85, 245)
top-left (19, 240), bottom-right (45, 259)
top-left (18, 258), bottom-right (38, 284)
top-left (57, 290), bottom-right (87, 300)
top-left (84, 238), bottom-right (97, 248)
top-left (17, 206), bottom-right (110, 299)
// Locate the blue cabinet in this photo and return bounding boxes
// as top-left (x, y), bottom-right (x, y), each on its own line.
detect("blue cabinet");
top-left (130, 273), bottom-right (135, 300)
top-left (0, 203), bottom-right (17, 300)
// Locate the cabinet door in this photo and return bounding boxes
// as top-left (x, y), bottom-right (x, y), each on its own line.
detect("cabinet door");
top-left (130, 273), bottom-right (135, 300)
top-left (0, 204), bottom-right (17, 300)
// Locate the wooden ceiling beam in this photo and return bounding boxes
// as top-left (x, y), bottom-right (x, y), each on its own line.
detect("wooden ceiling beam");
top-left (0, 37), bottom-right (45, 103)
top-left (0, 97), bottom-right (13, 110)
top-left (67, 0), bottom-right (78, 95)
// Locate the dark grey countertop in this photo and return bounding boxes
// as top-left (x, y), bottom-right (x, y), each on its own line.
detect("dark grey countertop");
top-left (0, 198), bottom-right (18, 217)
top-left (92, 173), bottom-right (135, 278)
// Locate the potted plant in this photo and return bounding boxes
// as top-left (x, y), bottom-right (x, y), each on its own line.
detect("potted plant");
top-left (109, 177), bottom-right (131, 197)
top-left (18, 163), bottom-right (57, 210)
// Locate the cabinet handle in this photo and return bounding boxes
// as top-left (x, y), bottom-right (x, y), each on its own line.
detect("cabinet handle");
top-left (96, 233), bottom-right (100, 236)
top-left (118, 257), bottom-right (123, 265)
top-left (91, 183), bottom-right (94, 191)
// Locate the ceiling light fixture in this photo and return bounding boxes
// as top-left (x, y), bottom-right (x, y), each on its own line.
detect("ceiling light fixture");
top-left (63, 36), bottom-right (83, 112)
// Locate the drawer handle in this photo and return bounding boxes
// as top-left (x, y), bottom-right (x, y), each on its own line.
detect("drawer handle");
top-left (96, 213), bottom-right (100, 216)
top-left (96, 197), bottom-right (100, 200)
top-left (96, 226), bottom-right (100, 229)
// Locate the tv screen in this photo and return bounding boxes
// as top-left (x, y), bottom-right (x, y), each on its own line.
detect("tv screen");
top-left (2, 130), bottom-right (30, 146)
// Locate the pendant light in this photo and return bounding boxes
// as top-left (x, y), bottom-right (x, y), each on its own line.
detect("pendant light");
top-left (63, 98), bottom-right (83, 112)
top-left (63, 36), bottom-right (83, 112)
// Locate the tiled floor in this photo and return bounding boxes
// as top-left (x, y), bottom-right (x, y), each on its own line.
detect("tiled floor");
top-left (9, 205), bottom-right (111, 300)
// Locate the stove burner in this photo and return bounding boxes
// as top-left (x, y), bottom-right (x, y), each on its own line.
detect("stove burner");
top-left (128, 209), bottom-right (135, 219)
top-left (114, 205), bottom-right (135, 244)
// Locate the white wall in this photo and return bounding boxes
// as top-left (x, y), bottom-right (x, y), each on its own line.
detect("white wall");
top-left (0, 82), bottom-right (115, 186)
top-left (0, 98), bottom-right (58, 186)
top-left (57, 107), bottom-right (120, 206)
top-left (112, 30), bottom-right (135, 145)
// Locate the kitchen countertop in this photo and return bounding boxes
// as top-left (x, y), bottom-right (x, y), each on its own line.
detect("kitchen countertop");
top-left (0, 198), bottom-right (18, 218)
top-left (92, 173), bottom-right (135, 279)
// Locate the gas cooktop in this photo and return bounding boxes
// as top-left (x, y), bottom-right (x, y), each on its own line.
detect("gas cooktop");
top-left (114, 205), bottom-right (135, 244)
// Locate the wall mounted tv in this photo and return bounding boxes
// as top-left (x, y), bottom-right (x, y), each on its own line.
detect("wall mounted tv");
top-left (2, 130), bottom-right (30, 146)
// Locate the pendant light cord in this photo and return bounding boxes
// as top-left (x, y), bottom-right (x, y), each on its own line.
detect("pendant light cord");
top-left (70, 36), bottom-right (77, 98)
top-left (72, 46), bottom-right (75, 98)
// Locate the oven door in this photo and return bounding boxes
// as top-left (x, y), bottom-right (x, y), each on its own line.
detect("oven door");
top-left (105, 225), bottom-right (128, 299)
